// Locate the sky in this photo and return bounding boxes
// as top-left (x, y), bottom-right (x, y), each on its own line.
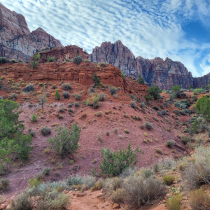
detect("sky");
top-left (2, 0), bottom-right (210, 77)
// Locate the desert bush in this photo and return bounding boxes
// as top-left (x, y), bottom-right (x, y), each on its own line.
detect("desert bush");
top-left (47, 123), bottom-right (81, 158)
top-left (144, 95), bottom-right (153, 101)
top-left (194, 88), bottom-right (203, 95)
top-left (148, 84), bottom-right (161, 100)
top-left (189, 189), bottom-right (210, 210)
top-left (182, 146), bottom-right (210, 189)
top-left (23, 84), bottom-right (34, 92)
top-left (29, 60), bottom-right (38, 69)
top-left (62, 83), bottom-right (72, 90)
top-left (159, 156), bottom-right (177, 171)
top-left (140, 101), bottom-right (146, 108)
top-left (92, 94), bottom-right (100, 109)
top-left (100, 142), bottom-right (140, 176)
top-left (123, 177), bottom-right (166, 208)
top-left (52, 84), bottom-right (57, 89)
top-left (121, 71), bottom-right (126, 78)
top-left (89, 86), bottom-right (95, 93)
top-left (153, 106), bottom-right (159, 110)
top-left (99, 93), bottom-right (105, 101)
top-left (166, 194), bottom-right (182, 210)
top-left (47, 56), bottom-right (55, 62)
top-left (0, 57), bottom-right (10, 65)
top-left (153, 163), bottom-right (159, 173)
top-left (131, 101), bottom-right (137, 109)
top-left (196, 96), bottom-right (210, 120)
top-left (109, 86), bottom-right (117, 95)
top-left (54, 89), bottom-right (60, 100)
top-left (161, 110), bottom-right (168, 115)
top-left (10, 193), bottom-right (33, 210)
top-left (42, 167), bottom-right (51, 176)
top-left (41, 127), bottom-right (51, 136)
top-left (9, 93), bottom-right (17, 100)
top-left (173, 110), bottom-right (180, 116)
top-left (166, 140), bottom-right (175, 148)
top-left (95, 111), bottom-right (102, 117)
top-left (145, 122), bottom-right (153, 130)
top-left (181, 136), bottom-right (190, 145)
top-left (73, 56), bottom-right (83, 65)
top-left (0, 179), bottom-right (10, 192)
top-left (172, 85), bottom-right (181, 98)
top-left (163, 175), bottom-right (175, 185)
top-left (137, 73), bottom-right (145, 84)
top-left (111, 188), bottom-right (125, 204)
top-left (31, 114), bottom-right (38, 122)
top-left (29, 131), bottom-right (36, 137)
top-left (75, 93), bottom-right (81, 100)
top-left (143, 169), bottom-right (153, 179)
top-left (92, 73), bottom-right (101, 86)
top-left (75, 101), bottom-right (80, 107)
top-left (62, 91), bottom-right (70, 99)
top-left (67, 175), bottom-right (96, 189)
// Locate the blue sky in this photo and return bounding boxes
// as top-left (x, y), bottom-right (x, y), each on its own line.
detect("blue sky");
top-left (2, 0), bottom-right (210, 77)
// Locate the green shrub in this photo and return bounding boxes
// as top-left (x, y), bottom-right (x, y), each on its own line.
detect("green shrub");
top-left (109, 86), bottom-right (117, 95)
top-left (148, 84), bottom-right (161, 100)
top-left (181, 136), bottom-right (190, 145)
top-left (62, 83), bottom-right (72, 90)
top-left (75, 93), bottom-right (81, 100)
top-left (123, 177), bottom-right (166, 208)
top-left (47, 56), bottom-right (55, 62)
top-left (54, 89), bottom-right (60, 100)
top-left (121, 71), bottom-right (126, 78)
top-left (0, 57), bottom-right (10, 65)
top-left (163, 175), bottom-right (175, 185)
top-left (41, 127), bottom-right (51, 136)
top-left (29, 60), bottom-right (38, 69)
top-left (111, 188), bottom-right (125, 204)
top-left (92, 94), bottom-right (100, 109)
top-left (62, 91), bottom-right (70, 99)
top-left (100, 142), bottom-right (140, 176)
top-left (137, 73), bottom-right (145, 84)
top-left (0, 99), bottom-right (33, 163)
top-left (73, 56), bottom-right (83, 65)
top-left (9, 93), bottom-right (17, 100)
top-left (31, 114), bottom-right (38, 122)
top-left (29, 130), bottom-right (36, 137)
top-left (166, 194), bottom-right (182, 210)
top-left (194, 88), bottom-right (203, 95)
top-left (144, 95), bottom-right (153, 101)
top-left (153, 163), bottom-right (159, 173)
top-left (47, 123), bottom-right (81, 158)
top-left (172, 85), bottom-right (181, 98)
top-left (92, 73), bottom-right (101, 86)
top-left (196, 96), bottom-right (210, 120)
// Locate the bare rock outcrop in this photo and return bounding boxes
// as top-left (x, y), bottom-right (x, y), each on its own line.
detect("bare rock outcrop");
top-left (0, 3), bottom-right (63, 61)
top-left (34, 45), bottom-right (89, 63)
top-left (89, 41), bottom-right (197, 89)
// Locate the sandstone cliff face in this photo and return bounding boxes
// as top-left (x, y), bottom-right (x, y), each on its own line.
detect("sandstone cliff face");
top-left (34, 45), bottom-right (89, 63)
top-left (89, 41), bottom-right (198, 89)
top-left (0, 3), bottom-right (63, 61)
top-left (1, 61), bottom-right (148, 93)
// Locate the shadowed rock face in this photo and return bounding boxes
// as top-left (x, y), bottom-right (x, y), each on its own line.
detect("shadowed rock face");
top-left (0, 3), bottom-right (63, 61)
top-left (89, 41), bottom-right (210, 89)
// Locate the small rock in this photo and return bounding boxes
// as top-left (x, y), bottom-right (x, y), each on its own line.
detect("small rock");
top-left (97, 193), bottom-right (103, 198)
top-left (76, 193), bottom-right (86, 197)
top-left (0, 204), bottom-right (7, 210)
top-left (113, 203), bottom-right (120, 209)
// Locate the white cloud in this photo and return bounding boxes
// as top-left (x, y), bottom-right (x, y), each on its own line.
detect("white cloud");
top-left (1, 0), bottom-right (210, 77)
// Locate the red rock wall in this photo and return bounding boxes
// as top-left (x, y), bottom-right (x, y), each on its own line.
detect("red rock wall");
top-left (1, 62), bottom-right (148, 93)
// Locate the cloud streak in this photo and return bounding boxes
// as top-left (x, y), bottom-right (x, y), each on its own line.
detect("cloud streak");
top-left (2, 0), bottom-right (210, 77)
